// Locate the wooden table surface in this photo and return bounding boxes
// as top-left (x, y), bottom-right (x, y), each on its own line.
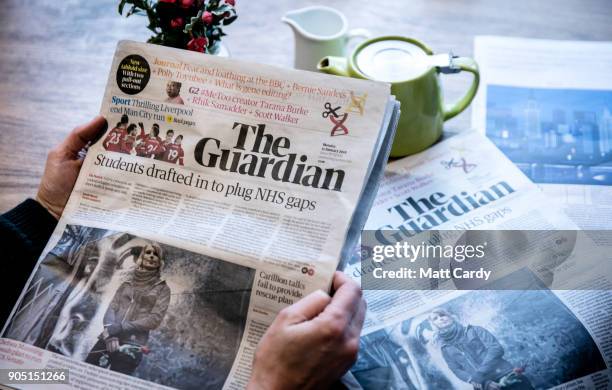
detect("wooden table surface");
top-left (1, 0), bottom-right (611, 212)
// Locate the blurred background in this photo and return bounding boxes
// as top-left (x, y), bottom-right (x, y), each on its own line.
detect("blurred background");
top-left (1, 0), bottom-right (611, 210)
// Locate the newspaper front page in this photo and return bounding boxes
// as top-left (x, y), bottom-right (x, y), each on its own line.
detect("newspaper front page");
top-left (345, 131), bottom-right (611, 389)
top-left (471, 36), bottom-right (612, 234)
top-left (0, 41), bottom-right (395, 389)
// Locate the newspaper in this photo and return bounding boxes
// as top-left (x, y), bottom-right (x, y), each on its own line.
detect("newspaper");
top-left (471, 36), bottom-right (612, 233)
top-left (0, 41), bottom-right (399, 389)
top-left (345, 131), bottom-right (611, 389)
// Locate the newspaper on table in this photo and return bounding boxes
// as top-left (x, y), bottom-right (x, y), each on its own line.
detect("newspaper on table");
top-left (344, 131), bottom-right (612, 389)
top-left (471, 36), bottom-right (612, 235)
top-left (0, 40), bottom-right (399, 389)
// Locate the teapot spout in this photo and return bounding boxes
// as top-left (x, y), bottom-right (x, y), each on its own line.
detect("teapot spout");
top-left (318, 56), bottom-right (349, 77)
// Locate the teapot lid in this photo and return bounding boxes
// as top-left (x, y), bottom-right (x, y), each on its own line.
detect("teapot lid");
top-left (355, 39), bottom-right (431, 82)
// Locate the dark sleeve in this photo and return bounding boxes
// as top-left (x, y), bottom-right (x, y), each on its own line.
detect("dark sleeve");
top-left (103, 282), bottom-right (127, 329)
top-left (472, 326), bottom-right (505, 381)
top-left (442, 346), bottom-right (472, 383)
top-left (0, 199), bottom-right (57, 324)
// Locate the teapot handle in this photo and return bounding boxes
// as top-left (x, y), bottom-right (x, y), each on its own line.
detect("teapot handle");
top-left (346, 28), bottom-right (371, 47)
top-left (443, 57), bottom-right (480, 121)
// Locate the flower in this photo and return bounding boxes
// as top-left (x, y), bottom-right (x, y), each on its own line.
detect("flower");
top-left (170, 17), bottom-right (184, 28)
top-left (119, 0), bottom-right (236, 54)
top-left (179, 0), bottom-right (195, 8)
top-left (141, 346), bottom-right (151, 354)
top-left (201, 11), bottom-right (213, 24)
top-left (187, 36), bottom-right (208, 52)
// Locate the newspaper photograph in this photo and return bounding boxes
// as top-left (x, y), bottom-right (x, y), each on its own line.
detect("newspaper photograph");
top-left (0, 40), bottom-right (398, 389)
top-left (352, 271), bottom-right (608, 390)
top-left (471, 36), bottom-right (612, 232)
top-left (4, 225), bottom-right (253, 389)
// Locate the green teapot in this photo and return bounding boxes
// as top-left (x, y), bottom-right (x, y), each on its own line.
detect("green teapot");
top-left (318, 36), bottom-right (479, 157)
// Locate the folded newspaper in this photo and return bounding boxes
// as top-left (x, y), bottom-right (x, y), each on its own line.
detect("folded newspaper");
top-left (345, 131), bottom-right (611, 390)
top-left (0, 41), bottom-right (399, 389)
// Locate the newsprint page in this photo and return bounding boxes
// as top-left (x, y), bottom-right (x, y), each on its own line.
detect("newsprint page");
top-left (0, 41), bottom-right (397, 389)
top-left (345, 132), bottom-right (612, 390)
top-left (472, 36), bottom-right (612, 233)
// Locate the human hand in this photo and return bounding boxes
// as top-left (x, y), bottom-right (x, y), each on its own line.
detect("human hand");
top-left (105, 337), bottom-right (120, 353)
top-left (471, 382), bottom-right (483, 390)
top-left (247, 271), bottom-right (366, 390)
top-left (36, 116), bottom-right (108, 219)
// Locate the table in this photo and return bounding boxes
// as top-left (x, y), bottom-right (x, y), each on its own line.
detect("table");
top-left (1, 0), bottom-right (611, 212)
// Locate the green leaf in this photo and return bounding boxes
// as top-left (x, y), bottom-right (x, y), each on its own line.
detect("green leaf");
top-left (126, 4), bottom-right (137, 16)
top-left (211, 4), bottom-right (231, 16)
top-left (118, 0), bottom-right (128, 15)
top-left (148, 35), bottom-right (163, 44)
top-left (222, 14), bottom-right (237, 25)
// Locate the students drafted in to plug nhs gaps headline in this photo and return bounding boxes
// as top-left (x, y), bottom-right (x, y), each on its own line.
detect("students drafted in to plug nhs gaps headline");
top-left (95, 120), bottom-right (350, 212)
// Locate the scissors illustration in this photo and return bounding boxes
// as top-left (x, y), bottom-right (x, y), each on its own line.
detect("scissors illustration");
top-left (322, 102), bottom-right (341, 118)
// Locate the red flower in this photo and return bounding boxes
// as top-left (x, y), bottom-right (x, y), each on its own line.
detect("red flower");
top-left (201, 11), bottom-right (213, 24)
top-left (170, 17), bottom-right (184, 29)
top-left (225, 0), bottom-right (235, 5)
top-left (187, 36), bottom-right (208, 53)
top-left (179, 0), bottom-right (195, 8)
top-left (158, 0), bottom-right (176, 3)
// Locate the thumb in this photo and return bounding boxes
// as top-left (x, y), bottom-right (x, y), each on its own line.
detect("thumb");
top-left (280, 290), bottom-right (331, 325)
top-left (62, 116), bottom-right (108, 156)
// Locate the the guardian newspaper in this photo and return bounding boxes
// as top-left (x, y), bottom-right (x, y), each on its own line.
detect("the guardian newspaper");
top-left (0, 41), bottom-right (398, 389)
top-left (346, 131), bottom-right (611, 390)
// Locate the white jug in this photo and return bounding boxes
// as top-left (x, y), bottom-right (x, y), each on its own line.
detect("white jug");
top-left (282, 6), bottom-right (370, 72)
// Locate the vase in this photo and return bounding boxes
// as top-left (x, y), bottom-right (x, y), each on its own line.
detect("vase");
top-left (211, 42), bottom-right (230, 57)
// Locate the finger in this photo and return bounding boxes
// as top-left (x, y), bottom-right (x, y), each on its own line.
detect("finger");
top-left (280, 289), bottom-right (331, 324)
top-left (347, 298), bottom-right (366, 339)
top-left (62, 116), bottom-right (108, 155)
top-left (325, 271), bottom-right (362, 321)
top-left (332, 270), bottom-right (352, 292)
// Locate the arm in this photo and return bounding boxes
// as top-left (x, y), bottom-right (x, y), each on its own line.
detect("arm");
top-left (0, 117), bottom-right (107, 324)
top-left (0, 200), bottom-right (57, 323)
top-left (472, 326), bottom-right (505, 382)
top-left (155, 142), bottom-right (166, 157)
top-left (135, 141), bottom-right (146, 156)
top-left (102, 129), bottom-right (113, 149)
top-left (122, 284), bottom-right (171, 333)
top-left (103, 282), bottom-right (127, 330)
top-left (120, 135), bottom-right (131, 154)
top-left (442, 347), bottom-right (473, 383)
top-left (137, 122), bottom-right (146, 140)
